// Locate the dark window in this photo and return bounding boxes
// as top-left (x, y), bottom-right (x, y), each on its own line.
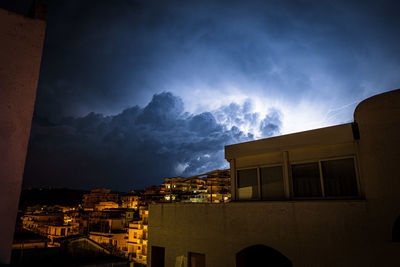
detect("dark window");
top-left (260, 166), bottom-right (285, 200)
top-left (237, 169), bottom-right (258, 200)
top-left (292, 163), bottom-right (322, 197)
top-left (321, 158), bottom-right (358, 196)
top-left (188, 252), bottom-right (206, 267)
top-left (151, 246), bottom-right (165, 267)
top-left (60, 228), bottom-right (65, 236)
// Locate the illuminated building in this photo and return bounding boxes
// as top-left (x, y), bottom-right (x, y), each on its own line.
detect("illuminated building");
top-left (148, 90), bottom-right (400, 267)
top-left (95, 201), bottom-right (119, 211)
top-left (128, 208), bottom-right (149, 265)
top-left (121, 195), bottom-right (140, 209)
top-left (82, 189), bottom-right (119, 210)
top-left (161, 170), bottom-right (231, 203)
top-left (89, 231), bottom-right (128, 256)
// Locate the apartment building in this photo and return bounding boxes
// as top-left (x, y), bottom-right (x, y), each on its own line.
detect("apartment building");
top-left (82, 189), bottom-right (119, 210)
top-left (128, 208), bottom-right (149, 265)
top-left (161, 170), bottom-right (231, 203)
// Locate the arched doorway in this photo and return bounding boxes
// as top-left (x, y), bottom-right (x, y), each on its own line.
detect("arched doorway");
top-left (236, 244), bottom-right (292, 267)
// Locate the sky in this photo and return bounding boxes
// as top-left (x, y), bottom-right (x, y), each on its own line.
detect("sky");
top-left (9, 0), bottom-right (400, 191)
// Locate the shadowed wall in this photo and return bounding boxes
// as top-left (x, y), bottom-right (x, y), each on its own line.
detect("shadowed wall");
top-left (0, 7), bottom-right (46, 264)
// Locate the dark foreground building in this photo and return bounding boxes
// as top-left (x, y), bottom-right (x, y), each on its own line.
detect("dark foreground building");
top-left (0, 2), bottom-right (46, 264)
top-left (148, 89), bottom-right (400, 267)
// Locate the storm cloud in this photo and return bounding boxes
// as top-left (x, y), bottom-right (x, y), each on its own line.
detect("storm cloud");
top-left (23, 92), bottom-right (281, 191)
top-left (12, 0), bottom-right (400, 190)
top-left (33, 0), bottom-right (400, 129)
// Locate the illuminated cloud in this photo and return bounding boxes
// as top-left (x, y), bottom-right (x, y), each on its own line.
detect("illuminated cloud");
top-left (24, 92), bottom-right (282, 191)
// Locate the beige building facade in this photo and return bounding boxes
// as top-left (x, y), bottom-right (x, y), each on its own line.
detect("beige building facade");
top-left (128, 208), bottom-right (149, 264)
top-left (148, 89), bottom-right (400, 267)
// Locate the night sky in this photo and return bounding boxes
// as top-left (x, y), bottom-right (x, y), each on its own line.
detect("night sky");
top-left (12, 0), bottom-right (400, 191)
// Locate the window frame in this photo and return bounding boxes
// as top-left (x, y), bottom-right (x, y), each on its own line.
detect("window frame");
top-left (236, 163), bottom-right (284, 201)
top-left (290, 155), bottom-right (361, 200)
top-left (235, 155), bottom-right (361, 201)
top-left (290, 161), bottom-right (323, 199)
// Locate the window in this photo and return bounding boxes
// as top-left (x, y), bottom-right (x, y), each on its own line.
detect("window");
top-left (291, 163), bottom-right (322, 197)
top-left (235, 157), bottom-right (359, 201)
top-left (260, 166), bottom-right (285, 200)
top-left (291, 158), bottom-right (358, 198)
top-left (237, 166), bottom-right (284, 200)
top-left (321, 158), bottom-right (358, 196)
top-left (188, 252), bottom-right (205, 267)
top-left (237, 168), bottom-right (258, 200)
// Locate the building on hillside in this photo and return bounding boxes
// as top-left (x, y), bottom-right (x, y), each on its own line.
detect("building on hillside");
top-left (160, 169), bottom-right (231, 203)
top-left (82, 189), bottom-right (119, 210)
top-left (47, 224), bottom-right (79, 244)
top-left (121, 194), bottom-right (140, 209)
top-left (128, 208), bottom-right (149, 265)
top-left (148, 89), bottom-right (400, 267)
top-left (21, 212), bottom-right (79, 245)
top-left (21, 213), bottom-right (64, 235)
top-left (202, 169), bottom-right (231, 203)
top-left (95, 201), bottom-right (119, 211)
top-left (87, 211), bottom-right (126, 233)
top-left (89, 231), bottom-right (128, 256)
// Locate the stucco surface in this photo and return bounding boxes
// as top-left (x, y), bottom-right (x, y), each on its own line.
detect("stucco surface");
top-left (149, 200), bottom-right (400, 267)
top-left (0, 9), bottom-right (46, 264)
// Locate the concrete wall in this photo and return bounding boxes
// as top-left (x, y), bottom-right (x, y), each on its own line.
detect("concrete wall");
top-left (0, 8), bottom-right (46, 264)
top-left (150, 200), bottom-right (398, 267)
top-left (148, 89), bottom-right (400, 267)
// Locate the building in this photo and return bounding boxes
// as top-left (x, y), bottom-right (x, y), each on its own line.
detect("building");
top-left (21, 212), bottom-right (79, 244)
top-left (21, 213), bottom-right (64, 235)
top-left (82, 189), bottom-right (119, 210)
top-left (161, 169), bottom-right (231, 203)
top-left (95, 201), bottom-right (119, 211)
top-left (0, 2), bottom-right (47, 264)
top-left (121, 194), bottom-right (141, 209)
top-left (89, 231), bottom-right (128, 256)
top-left (47, 224), bottom-right (79, 244)
top-left (201, 169), bottom-right (231, 203)
top-left (128, 208), bottom-right (149, 265)
top-left (148, 89), bottom-right (400, 267)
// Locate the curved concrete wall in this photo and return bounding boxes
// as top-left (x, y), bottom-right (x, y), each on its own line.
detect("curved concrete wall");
top-left (353, 89), bottom-right (400, 261)
top-left (354, 89), bottom-right (400, 199)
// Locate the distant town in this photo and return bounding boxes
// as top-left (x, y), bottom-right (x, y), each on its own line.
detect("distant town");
top-left (14, 169), bottom-right (230, 265)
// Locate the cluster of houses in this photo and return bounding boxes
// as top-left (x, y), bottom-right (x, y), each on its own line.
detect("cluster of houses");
top-left (16, 170), bottom-right (231, 265)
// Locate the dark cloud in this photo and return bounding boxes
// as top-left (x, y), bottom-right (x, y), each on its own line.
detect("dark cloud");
top-left (33, 0), bottom-right (400, 121)
top-left (24, 92), bottom-right (282, 191)
top-left (19, 0), bottom-right (400, 190)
